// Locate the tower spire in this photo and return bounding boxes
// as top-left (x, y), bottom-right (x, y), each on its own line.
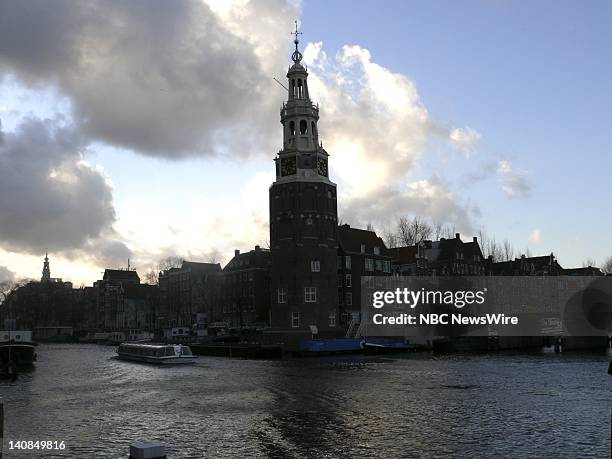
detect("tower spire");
top-left (41, 249), bottom-right (51, 282)
top-left (291, 20), bottom-right (303, 64)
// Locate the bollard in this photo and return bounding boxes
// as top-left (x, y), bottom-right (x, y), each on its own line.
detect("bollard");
top-left (608, 361), bottom-right (612, 375)
top-left (1, 402), bottom-right (4, 459)
top-left (129, 441), bottom-right (166, 459)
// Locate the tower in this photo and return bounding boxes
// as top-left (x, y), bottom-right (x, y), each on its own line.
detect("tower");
top-left (41, 250), bottom-right (51, 282)
top-left (269, 23), bottom-right (339, 336)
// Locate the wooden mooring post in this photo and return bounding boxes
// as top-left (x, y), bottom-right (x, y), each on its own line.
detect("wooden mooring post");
top-left (1, 401), bottom-right (4, 459)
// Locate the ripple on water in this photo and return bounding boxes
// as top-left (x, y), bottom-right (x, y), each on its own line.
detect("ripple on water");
top-left (1, 345), bottom-right (610, 457)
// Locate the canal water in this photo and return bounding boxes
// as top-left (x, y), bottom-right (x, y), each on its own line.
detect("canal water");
top-left (1, 344), bottom-right (610, 458)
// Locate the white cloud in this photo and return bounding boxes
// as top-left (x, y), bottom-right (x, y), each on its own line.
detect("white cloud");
top-left (497, 159), bottom-right (530, 197)
top-left (303, 41), bottom-right (475, 232)
top-left (0, 265), bottom-right (15, 283)
top-left (0, 3), bottom-right (487, 282)
top-left (449, 127), bottom-right (481, 156)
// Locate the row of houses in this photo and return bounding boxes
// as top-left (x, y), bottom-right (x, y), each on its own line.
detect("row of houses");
top-left (3, 224), bottom-right (603, 340)
top-left (103, 224), bottom-right (602, 336)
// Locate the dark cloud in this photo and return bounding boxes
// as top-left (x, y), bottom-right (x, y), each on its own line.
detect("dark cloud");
top-left (0, 0), bottom-right (289, 158)
top-left (0, 117), bottom-right (117, 253)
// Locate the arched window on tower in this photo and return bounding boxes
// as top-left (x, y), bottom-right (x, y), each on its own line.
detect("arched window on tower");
top-left (297, 79), bottom-right (303, 98)
top-left (300, 120), bottom-right (307, 135)
top-left (289, 121), bottom-right (295, 136)
top-left (290, 80), bottom-right (295, 99)
top-left (311, 121), bottom-right (317, 137)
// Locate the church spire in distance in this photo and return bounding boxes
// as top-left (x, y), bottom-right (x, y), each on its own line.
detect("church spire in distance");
top-left (41, 249), bottom-right (51, 282)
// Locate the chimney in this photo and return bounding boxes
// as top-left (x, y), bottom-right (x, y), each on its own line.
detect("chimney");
top-left (455, 233), bottom-right (460, 240)
top-left (473, 236), bottom-right (477, 243)
top-left (234, 249), bottom-right (240, 257)
top-left (254, 245), bottom-right (260, 251)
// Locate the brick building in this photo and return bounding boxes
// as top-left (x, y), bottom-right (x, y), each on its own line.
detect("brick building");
top-left (337, 224), bottom-right (393, 325)
top-left (219, 246), bottom-right (272, 327)
top-left (268, 31), bottom-right (340, 338)
top-left (158, 261), bottom-right (221, 330)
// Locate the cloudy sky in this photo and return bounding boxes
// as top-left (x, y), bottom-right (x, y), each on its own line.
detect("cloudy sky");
top-left (0, 0), bottom-right (611, 285)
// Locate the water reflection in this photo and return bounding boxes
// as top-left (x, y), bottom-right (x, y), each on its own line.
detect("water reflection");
top-left (0, 345), bottom-right (610, 458)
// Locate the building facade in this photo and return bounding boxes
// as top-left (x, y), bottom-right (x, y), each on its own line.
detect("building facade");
top-left (220, 246), bottom-right (272, 327)
top-left (337, 224), bottom-right (393, 325)
top-left (269, 30), bottom-right (340, 336)
top-left (158, 261), bottom-right (221, 331)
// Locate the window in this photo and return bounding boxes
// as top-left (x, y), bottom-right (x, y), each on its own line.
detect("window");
top-left (289, 121), bottom-right (295, 136)
top-left (374, 246), bottom-right (380, 255)
top-left (311, 260), bottom-right (320, 272)
top-left (345, 256), bottom-right (351, 269)
top-left (360, 244), bottom-right (366, 253)
top-left (300, 119), bottom-right (308, 135)
top-left (345, 274), bottom-right (352, 287)
top-left (376, 260), bottom-right (383, 272)
top-left (337, 256), bottom-right (343, 269)
top-left (312, 121), bottom-right (317, 136)
top-left (304, 287), bottom-right (317, 303)
top-left (329, 310), bottom-right (336, 327)
top-left (337, 275), bottom-right (342, 287)
top-left (365, 258), bottom-right (374, 272)
top-left (346, 292), bottom-right (352, 306)
top-left (383, 260), bottom-right (391, 273)
top-left (292, 312), bottom-right (300, 328)
top-left (277, 287), bottom-right (287, 304)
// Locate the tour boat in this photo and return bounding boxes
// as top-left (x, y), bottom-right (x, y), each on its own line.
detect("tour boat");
top-left (116, 343), bottom-right (196, 364)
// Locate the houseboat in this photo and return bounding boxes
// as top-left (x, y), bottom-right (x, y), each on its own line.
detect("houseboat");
top-left (1, 330), bottom-right (38, 374)
top-left (116, 343), bottom-right (196, 364)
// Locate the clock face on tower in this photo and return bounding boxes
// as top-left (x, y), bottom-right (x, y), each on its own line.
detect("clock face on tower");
top-left (280, 156), bottom-right (297, 176)
top-left (317, 157), bottom-right (328, 177)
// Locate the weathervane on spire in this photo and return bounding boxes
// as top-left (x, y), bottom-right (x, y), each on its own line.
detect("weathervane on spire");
top-left (291, 20), bottom-right (303, 64)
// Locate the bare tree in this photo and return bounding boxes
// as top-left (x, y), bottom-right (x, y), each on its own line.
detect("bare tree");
top-left (434, 222), bottom-right (450, 240)
top-left (143, 269), bottom-right (159, 285)
top-left (397, 216), bottom-right (433, 246)
top-left (206, 249), bottom-right (221, 264)
top-left (601, 256), bottom-right (612, 274)
top-left (582, 258), bottom-right (597, 268)
top-left (477, 229), bottom-right (489, 256)
top-left (382, 228), bottom-right (398, 249)
top-left (158, 256), bottom-right (183, 272)
top-left (523, 247), bottom-right (532, 258)
top-left (486, 238), bottom-right (502, 262)
top-left (502, 239), bottom-right (515, 262)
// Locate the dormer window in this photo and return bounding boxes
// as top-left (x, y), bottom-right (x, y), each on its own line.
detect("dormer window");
top-left (374, 246), bottom-right (380, 255)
